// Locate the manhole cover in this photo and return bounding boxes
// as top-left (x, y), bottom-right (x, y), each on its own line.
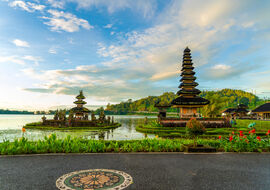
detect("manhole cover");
top-left (56, 169), bottom-right (133, 190)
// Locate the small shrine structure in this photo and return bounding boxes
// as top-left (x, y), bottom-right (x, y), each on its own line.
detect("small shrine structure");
top-left (41, 90), bottom-right (119, 128)
top-left (154, 101), bottom-right (171, 121)
top-left (222, 104), bottom-right (249, 118)
top-left (70, 90), bottom-right (90, 120)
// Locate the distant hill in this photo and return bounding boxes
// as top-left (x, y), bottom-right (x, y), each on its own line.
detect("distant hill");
top-left (0, 109), bottom-right (34, 114)
top-left (105, 89), bottom-right (265, 116)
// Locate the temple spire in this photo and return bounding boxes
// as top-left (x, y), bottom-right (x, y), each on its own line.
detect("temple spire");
top-left (70, 90), bottom-right (90, 120)
top-left (177, 47), bottom-right (200, 97)
top-left (171, 47), bottom-right (209, 118)
top-left (74, 90), bottom-right (87, 108)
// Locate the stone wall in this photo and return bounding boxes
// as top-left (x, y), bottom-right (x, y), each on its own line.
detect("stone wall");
top-left (43, 120), bottom-right (102, 127)
top-left (160, 118), bottom-right (231, 128)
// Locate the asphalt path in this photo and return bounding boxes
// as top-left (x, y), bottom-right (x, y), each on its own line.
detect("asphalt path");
top-left (0, 153), bottom-right (270, 190)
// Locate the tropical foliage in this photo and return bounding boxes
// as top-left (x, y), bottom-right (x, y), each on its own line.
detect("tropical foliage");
top-left (219, 129), bottom-right (270, 152)
top-left (105, 89), bottom-right (266, 116)
top-left (1, 132), bottom-right (269, 155)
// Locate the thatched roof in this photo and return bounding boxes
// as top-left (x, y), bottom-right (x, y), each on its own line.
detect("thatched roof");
top-left (171, 96), bottom-right (209, 106)
top-left (223, 108), bottom-right (236, 113)
top-left (70, 107), bottom-right (90, 113)
top-left (253, 103), bottom-right (270, 112)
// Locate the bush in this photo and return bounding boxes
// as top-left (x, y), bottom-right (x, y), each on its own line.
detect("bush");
top-left (186, 118), bottom-right (206, 146)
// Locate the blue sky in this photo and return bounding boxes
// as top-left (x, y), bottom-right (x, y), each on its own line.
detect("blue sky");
top-left (0, 0), bottom-right (270, 110)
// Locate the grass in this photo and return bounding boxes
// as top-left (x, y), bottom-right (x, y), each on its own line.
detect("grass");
top-left (24, 122), bottom-right (121, 130)
top-left (0, 133), bottom-right (269, 155)
top-left (136, 119), bottom-right (270, 139)
top-left (0, 134), bottom-right (218, 155)
top-left (235, 119), bottom-right (270, 130)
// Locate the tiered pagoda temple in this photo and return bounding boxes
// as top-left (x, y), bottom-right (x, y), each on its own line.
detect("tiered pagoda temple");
top-left (70, 90), bottom-right (90, 120)
top-left (39, 91), bottom-right (120, 129)
top-left (171, 47), bottom-right (209, 118)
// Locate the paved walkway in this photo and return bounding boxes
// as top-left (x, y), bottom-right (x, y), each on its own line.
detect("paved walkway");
top-left (0, 153), bottom-right (270, 190)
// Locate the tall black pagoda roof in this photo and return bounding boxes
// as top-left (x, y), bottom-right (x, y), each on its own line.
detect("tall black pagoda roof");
top-left (171, 96), bottom-right (209, 105)
top-left (171, 47), bottom-right (209, 106)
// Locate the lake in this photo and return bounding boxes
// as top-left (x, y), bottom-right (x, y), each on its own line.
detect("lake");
top-left (0, 115), bottom-right (156, 142)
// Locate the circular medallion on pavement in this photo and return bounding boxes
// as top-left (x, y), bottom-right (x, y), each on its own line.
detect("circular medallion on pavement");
top-left (56, 169), bottom-right (133, 190)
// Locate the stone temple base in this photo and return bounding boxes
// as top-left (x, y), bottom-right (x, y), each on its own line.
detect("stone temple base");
top-left (160, 118), bottom-right (231, 128)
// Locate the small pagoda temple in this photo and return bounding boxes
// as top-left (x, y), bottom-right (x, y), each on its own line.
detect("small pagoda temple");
top-left (70, 90), bottom-right (90, 120)
top-left (171, 47), bottom-right (209, 118)
top-left (40, 90), bottom-right (121, 129)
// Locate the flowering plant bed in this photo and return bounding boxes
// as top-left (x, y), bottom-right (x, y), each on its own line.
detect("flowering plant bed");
top-left (218, 129), bottom-right (270, 152)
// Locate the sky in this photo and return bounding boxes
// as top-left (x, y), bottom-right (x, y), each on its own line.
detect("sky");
top-left (0, 0), bottom-right (270, 110)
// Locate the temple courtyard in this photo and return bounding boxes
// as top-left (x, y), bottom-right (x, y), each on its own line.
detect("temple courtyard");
top-left (1, 153), bottom-right (270, 190)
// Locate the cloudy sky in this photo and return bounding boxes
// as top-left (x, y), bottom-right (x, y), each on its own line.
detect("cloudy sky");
top-left (0, 0), bottom-right (270, 110)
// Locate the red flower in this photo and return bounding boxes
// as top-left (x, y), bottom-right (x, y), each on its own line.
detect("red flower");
top-left (243, 136), bottom-right (247, 139)
top-left (232, 131), bottom-right (235, 135)
top-left (249, 129), bottom-right (255, 134)
top-left (256, 136), bottom-right (261, 141)
top-left (218, 136), bottom-right (222, 139)
top-left (239, 131), bottom-right (243, 134)
top-left (266, 130), bottom-right (270, 135)
top-left (229, 136), bottom-right (233, 142)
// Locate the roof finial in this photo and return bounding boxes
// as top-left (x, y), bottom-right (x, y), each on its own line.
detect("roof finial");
top-left (184, 46), bottom-right (190, 52)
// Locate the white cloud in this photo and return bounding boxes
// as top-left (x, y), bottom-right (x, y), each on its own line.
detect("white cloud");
top-left (0, 56), bottom-right (26, 65)
top-left (96, 0), bottom-right (270, 83)
top-left (9, 0), bottom-right (45, 12)
top-left (104, 24), bottom-right (113, 28)
top-left (47, 0), bottom-right (65, 9)
top-left (21, 62), bottom-right (161, 102)
top-left (12, 39), bottom-right (30, 47)
top-left (42, 9), bottom-right (93, 32)
top-left (68, 0), bottom-right (157, 18)
top-left (212, 64), bottom-right (231, 70)
top-left (48, 47), bottom-right (57, 54)
top-left (150, 71), bottom-right (179, 81)
top-left (19, 0), bottom-right (270, 101)
top-left (23, 55), bottom-right (42, 66)
top-left (0, 55), bottom-right (42, 66)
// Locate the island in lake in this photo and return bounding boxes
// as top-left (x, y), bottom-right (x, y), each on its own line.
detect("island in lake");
top-left (24, 91), bottom-right (120, 130)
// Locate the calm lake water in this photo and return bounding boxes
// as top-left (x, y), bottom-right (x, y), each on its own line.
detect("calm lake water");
top-left (0, 115), bottom-right (156, 142)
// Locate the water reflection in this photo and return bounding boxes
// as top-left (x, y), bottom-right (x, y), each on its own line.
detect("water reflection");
top-left (0, 115), bottom-right (156, 142)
